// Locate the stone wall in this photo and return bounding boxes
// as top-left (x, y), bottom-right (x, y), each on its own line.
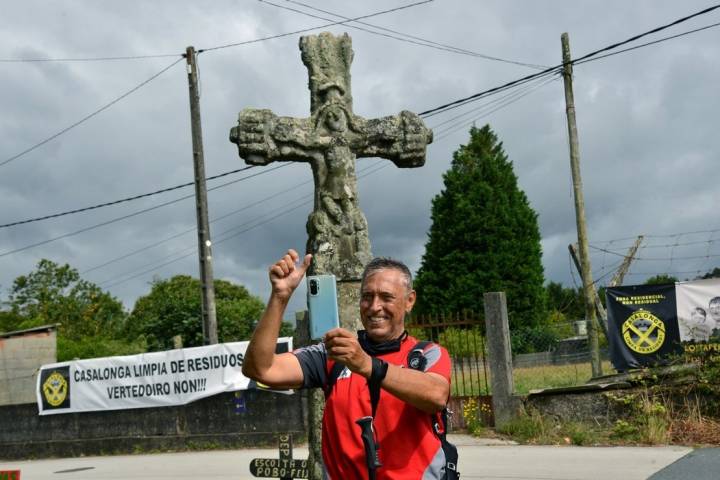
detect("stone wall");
top-left (0, 325), bottom-right (57, 406)
top-left (0, 390), bottom-right (306, 460)
top-left (524, 387), bottom-right (628, 426)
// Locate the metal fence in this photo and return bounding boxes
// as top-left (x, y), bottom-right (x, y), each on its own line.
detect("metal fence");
top-left (406, 311), bottom-right (489, 397)
top-left (509, 320), bottom-right (611, 394)
top-left (406, 315), bottom-right (611, 396)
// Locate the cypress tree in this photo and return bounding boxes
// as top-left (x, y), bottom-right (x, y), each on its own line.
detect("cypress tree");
top-left (414, 125), bottom-right (547, 328)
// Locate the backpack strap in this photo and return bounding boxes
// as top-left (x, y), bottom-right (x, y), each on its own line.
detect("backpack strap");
top-left (407, 341), bottom-right (460, 480)
top-left (324, 360), bottom-right (346, 395)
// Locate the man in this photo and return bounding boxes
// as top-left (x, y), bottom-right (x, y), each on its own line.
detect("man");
top-left (242, 249), bottom-right (453, 480)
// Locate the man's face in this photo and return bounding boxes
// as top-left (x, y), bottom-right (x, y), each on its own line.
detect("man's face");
top-left (359, 269), bottom-right (416, 342)
top-left (709, 301), bottom-right (720, 324)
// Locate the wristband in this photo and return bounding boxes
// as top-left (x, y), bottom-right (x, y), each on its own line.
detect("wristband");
top-left (370, 357), bottom-right (389, 384)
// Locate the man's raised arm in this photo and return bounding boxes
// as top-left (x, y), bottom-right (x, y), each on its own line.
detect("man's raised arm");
top-left (242, 249), bottom-right (312, 389)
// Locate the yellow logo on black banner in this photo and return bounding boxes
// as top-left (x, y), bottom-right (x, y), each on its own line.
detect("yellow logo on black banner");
top-left (39, 366), bottom-right (71, 410)
top-left (622, 309), bottom-right (666, 354)
top-left (42, 371), bottom-right (68, 407)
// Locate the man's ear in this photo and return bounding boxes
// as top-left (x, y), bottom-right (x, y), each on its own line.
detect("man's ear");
top-left (405, 289), bottom-right (417, 313)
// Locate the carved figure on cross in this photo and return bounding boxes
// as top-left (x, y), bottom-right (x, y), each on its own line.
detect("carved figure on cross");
top-left (230, 32), bottom-right (432, 280)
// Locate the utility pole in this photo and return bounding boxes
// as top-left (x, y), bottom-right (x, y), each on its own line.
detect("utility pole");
top-left (186, 46), bottom-right (218, 345)
top-left (561, 33), bottom-right (601, 377)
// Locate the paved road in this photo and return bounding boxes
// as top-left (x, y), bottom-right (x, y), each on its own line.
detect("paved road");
top-left (0, 435), bottom-right (699, 480)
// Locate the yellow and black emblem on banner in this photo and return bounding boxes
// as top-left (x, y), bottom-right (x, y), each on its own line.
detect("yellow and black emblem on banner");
top-left (39, 366), bottom-right (71, 410)
top-left (606, 284), bottom-right (682, 371)
top-left (622, 309), bottom-right (666, 354)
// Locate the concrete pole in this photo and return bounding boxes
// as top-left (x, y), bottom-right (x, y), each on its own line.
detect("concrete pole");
top-left (186, 46), bottom-right (218, 345)
top-left (483, 292), bottom-right (518, 428)
top-left (561, 33), bottom-right (601, 377)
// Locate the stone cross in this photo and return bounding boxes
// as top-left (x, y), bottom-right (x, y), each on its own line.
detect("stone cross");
top-left (230, 32), bottom-right (432, 280)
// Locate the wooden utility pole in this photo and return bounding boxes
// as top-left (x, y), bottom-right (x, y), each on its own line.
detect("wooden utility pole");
top-left (186, 46), bottom-right (218, 345)
top-left (561, 33), bottom-right (601, 377)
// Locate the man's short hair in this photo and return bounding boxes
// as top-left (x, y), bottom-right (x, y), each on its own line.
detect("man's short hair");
top-left (692, 307), bottom-right (707, 317)
top-left (709, 296), bottom-right (720, 306)
top-left (361, 257), bottom-right (413, 291)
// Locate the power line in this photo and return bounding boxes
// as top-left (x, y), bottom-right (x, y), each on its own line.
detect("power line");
top-left (589, 244), bottom-right (720, 262)
top-left (0, 163), bottom-right (289, 258)
top-left (84, 159), bottom-right (387, 277)
top-left (200, 0), bottom-right (434, 53)
top-left (0, 56), bottom-right (184, 169)
top-left (428, 76), bottom-right (552, 131)
top-left (81, 165), bottom-right (313, 275)
top-left (418, 3), bottom-right (720, 118)
top-left (432, 74), bottom-right (559, 141)
top-left (97, 192), bottom-right (313, 287)
top-left (419, 68), bottom-right (559, 118)
top-left (0, 166), bottom-right (256, 228)
top-left (97, 160), bottom-right (389, 288)
top-left (0, 53), bottom-right (182, 63)
top-left (593, 227), bottom-right (720, 245)
top-left (576, 21), bottom-right (720, 66)
top-left (262, 0), bottom-right (547, 69)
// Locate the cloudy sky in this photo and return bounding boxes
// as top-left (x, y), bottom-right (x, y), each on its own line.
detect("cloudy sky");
top-left (2, 0), bottom-right (720, 316)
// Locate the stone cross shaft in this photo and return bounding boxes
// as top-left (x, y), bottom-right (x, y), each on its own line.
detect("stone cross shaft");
top-left (230, 32), bottom-right (432, 280)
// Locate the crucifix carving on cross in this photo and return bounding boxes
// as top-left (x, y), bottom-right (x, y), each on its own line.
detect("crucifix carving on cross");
top-left (230, 32), bottom-right (432, 280)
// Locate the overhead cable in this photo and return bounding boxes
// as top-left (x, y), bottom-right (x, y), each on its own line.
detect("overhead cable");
top-left (432, 74), bottom-right (559, 141)
top-left (97, 160), bottom-right (388, 288)
top-left (0, 57), bottom-right (184, 168)
top-left (261, 0), bottom-right (547, 69)
top-left (419, 3), bottom-right (720, 118)
top-left (0, 166), bottom-right (256, 228)
top-left (200, 0), bottom-right (434, 52)
top-left (0, 163), bottom-right (290, 258)
top-left (81, 165), bottom-right (312, 274)
top-left (0, 53), bottom-right (182, 63)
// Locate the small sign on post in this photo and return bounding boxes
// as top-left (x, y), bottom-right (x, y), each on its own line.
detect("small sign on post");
top-left (249, 434), bottom-right (308, 479)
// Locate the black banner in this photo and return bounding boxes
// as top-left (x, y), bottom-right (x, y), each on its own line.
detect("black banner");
top-left (606, 284), bottom-right (683, 371)
top-left (39, 366), bottom-right (71, 411)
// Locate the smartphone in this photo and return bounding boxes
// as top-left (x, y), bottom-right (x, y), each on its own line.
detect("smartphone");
top-left (307, 274), bottom-right (340, 340)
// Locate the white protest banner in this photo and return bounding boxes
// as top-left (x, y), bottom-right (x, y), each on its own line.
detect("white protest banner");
top-left (36, 337), bottom-right (292, 415)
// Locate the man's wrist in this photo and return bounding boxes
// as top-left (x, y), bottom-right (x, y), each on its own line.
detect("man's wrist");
top-left (269, 289), bottom-right (292, 304)
top-left (369, 357), bottom-right (389, 386)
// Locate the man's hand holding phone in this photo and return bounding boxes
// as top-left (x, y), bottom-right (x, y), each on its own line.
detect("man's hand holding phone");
top-left (324, 328), bottom-right (372, 378)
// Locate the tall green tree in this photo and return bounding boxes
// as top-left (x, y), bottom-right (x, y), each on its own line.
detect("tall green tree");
top-left (128, 275), bottom-right (275, 351)
top-left (2, 259), bottom-right (143, 360)
top-left (414, 125), bottom-right (547, 329)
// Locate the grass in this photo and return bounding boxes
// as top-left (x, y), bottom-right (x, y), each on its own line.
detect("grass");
top-left (495, 410), bottom-right (604, 446)
top-left (451, 360), bottom-right (614, 396)
top-left (513, 361), bottom-right (614, 394)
